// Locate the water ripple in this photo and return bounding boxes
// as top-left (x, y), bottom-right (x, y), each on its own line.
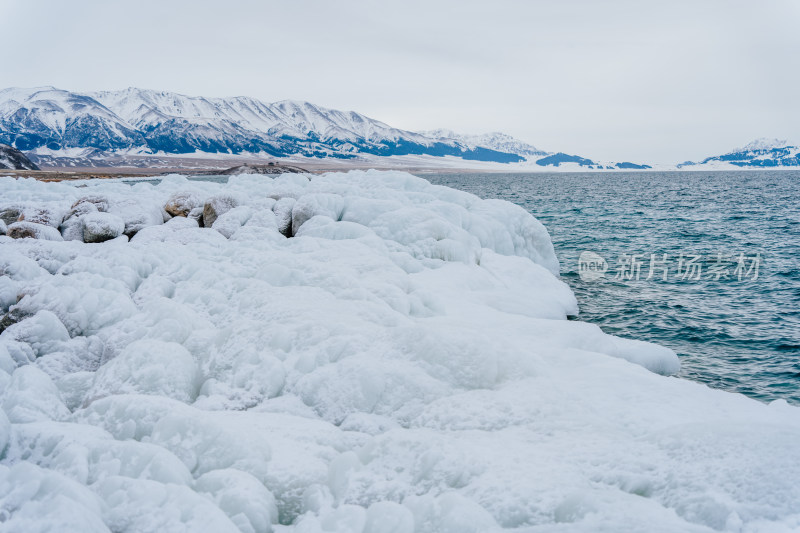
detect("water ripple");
top-left (422, 170), bottom-right (800, 405)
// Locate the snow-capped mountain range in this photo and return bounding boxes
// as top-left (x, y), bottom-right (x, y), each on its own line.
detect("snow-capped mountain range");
top-left (679, 138), bottom-right (800, 168)
top-left (0, 87), bottom-right (525, 164)
top-left (0, 86), bottom-right (651, 169)
top-left (1, 87), bottom-right (797, 171)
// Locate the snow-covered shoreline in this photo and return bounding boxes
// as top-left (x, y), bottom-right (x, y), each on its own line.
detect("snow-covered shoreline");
top-left (0, 170), bottom-right (798, 532)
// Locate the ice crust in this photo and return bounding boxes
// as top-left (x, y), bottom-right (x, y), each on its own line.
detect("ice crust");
top-left (0, 170), bottom-right (798, 532)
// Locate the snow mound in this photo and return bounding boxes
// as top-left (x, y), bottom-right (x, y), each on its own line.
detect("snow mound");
top-left (0, 170), bottom-right (797, 533)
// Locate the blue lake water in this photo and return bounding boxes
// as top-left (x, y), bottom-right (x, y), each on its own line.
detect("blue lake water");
top-left (419, 171), bottom-right (800, 405)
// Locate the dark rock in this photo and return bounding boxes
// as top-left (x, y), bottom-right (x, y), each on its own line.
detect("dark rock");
top-left (0, 144), bottom-right (39, 170)
top-left (0, 308), bottom-right (31, 334)
top-left (0, 206), bottom-right (22, 226)
top-left (217, 163), bottom-right (307, 175)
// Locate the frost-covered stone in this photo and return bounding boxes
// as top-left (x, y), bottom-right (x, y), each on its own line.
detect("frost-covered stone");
top-left (0, 462), bottom-right (109, 532)
top-left (1, 310), bottom-right (70, 357)
top-left (273, 197), bottom-right (295, 237)
top-left (187, 206), bottom-right (204, 225)
top-left (88, 340), bottom-right (201, 404)
top-left (59, 201), bottom-right (98, 241)
top-left (71, 195), bottom-right (110, 213)
top-left (194, 469), bottom-right (278, 533)
top-left (212, 205), bottom-right (252, 238)
top-left (108, 198), bottom-right (164, 236)
top-left (165, 191), bottom-right (203, 217)
top-left (0, 205), bottom-right (22, 225)
top-left (203, 194), bottom-right (239, 227)
top-left (82, 212), bottom-right (125, 243)
top-left (18, 206), bottom-right (65, 228)
top-left (66, 199), bottom-right (100, 220)
top-left (291, 193), bottom-right (345, 236)
top-left (7, 221), bottom-right (64, 241)
top-left (1, 365), bottom-right (70, 422)
top-left (59, 216), bottom-right (85, 241)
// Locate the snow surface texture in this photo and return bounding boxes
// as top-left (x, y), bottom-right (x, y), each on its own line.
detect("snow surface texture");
top-left (0, 170), bottom-right (798, 533)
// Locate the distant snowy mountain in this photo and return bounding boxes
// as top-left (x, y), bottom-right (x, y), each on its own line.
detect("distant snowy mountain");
top-left (0, 87), bottom-right (524, 164)
top-left (0, 86), bottom-right (654, 169)
top-left (423, 129), bottom-right (549, 158)
top-left (683, 138), bottom-right (800, 168)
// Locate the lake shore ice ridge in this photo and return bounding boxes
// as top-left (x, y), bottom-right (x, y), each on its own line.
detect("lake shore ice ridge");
top-left (0, 170), bottom-right (798, 532)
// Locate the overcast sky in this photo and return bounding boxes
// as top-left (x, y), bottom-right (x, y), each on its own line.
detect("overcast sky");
top-left (2, 0), bottom-right (798, 164)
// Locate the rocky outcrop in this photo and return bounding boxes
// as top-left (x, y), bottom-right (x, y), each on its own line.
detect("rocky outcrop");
top-left (217, 163), bottom-right (307, 175)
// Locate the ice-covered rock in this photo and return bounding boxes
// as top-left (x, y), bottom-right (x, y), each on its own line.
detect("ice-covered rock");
top-left (87, 340), bottom-right (201, 404)
top-left (60, 201), bottom-right (98, 241)
top-left (272, 197), bottom-right (295, 237)
top-left (203, 194), bottom-right (239, 227)
top-left (291, 194), bottom-right (345, 236)
top-left (1, 365), bottom-right (70, 422)
top-left (0, 205), bottom-right (22, 226)
top-left (82, 212), bottom-right (125, 243)
top-left (187, 206), bottom-right (204, 225)
top-left (165, 191), bottom-right (204, 218)
top-left (18, 206), bottom-right (65, 228)
top-left (72, 195), bottom-right (110, 213)
top-left (108, 198), bottom-right (164, 237)
top-left (7, 221), bottom-right (64, 241)
top-left (212, 206), bottom-right (252, 239)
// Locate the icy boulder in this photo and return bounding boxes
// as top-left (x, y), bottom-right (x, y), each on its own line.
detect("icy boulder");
top-left (203, 194), bottom-right (239, 227)
top-left (60, 201), bottom-right (98, 241)
top-left (165, 191), bottom-right (204, 217)
top-left (71, 195), bottom-right (110, 213)
top-left (18, 205), bottom-right (65, 228)
top-left (83, 212), bottom-right (125, 243)
top-left (0, 206), bottom-right (22, 226)
top-left (87, 340), bottom-right (201, 404)
top-left (108, 198), bottom-right (164, 237)
top-left (7, 221), bottom-right (64, 241)
top-left (272, 197), bottom-right (295, 237)
top-left (212, 206), bottom-right (252, 239)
